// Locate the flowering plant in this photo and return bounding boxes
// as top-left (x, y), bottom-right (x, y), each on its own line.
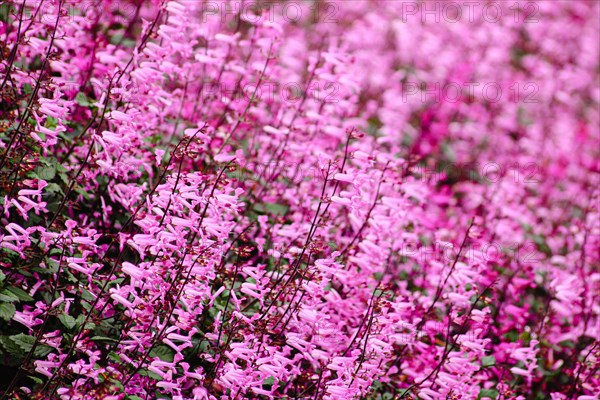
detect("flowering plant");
top-left (0, 1), bottom-right (598, 399)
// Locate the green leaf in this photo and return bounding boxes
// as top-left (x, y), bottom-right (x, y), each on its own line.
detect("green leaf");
top-left (0, 248), bottom-right (19, 259)
top-left (478, 389), bottom-right (499, 399)
top-left (558, 340), bottom-right (575, 349)
top-left (9, 334), bottom-right (36, 353)
top-left (5, 286), bottom-right (34, 302)
top-left (57, 172), bottom-right (69, 185)
top-left (109, 33), bottom-right (124, 45)
top-left (58, 314), bottom-right (77, 330)
top-left (0, 336), bottom-right (19, 352)
top-left (90, 336), bottom-right (119, 343)
top-left (531, 234), bottom-right (552, 257)
top-left (44, 183), bottom-right (63, 195)
top-left (149, 345), bottom-right (174, 362)
top-left (253, 202), bottom-right (288, 216)
top-left (110, 378), bottom-right (124, 391)
top-left (504, 329), bottom-right (519, 342)
top-left (138, 368), bottom-right (163, 381)
top-left (75, 92), bottom-right (91, 106)
top-left (0, 290), bottom-right (20, 303)
top-left (0, 271), bottom-right (5, 283)
top-left (481, 355), bottom-right (496, 368)
top-left (0, 303), bottom-right (16, 321)
top-left (35, 165), bottom-right (56, 181)
top-left (44, 117), bottom-right (58, 130)
top-left (265, 203), bottom-right (288, 215)
top-left (81, 289), bottom-right (95, 302)
top-left (75, 187), bottom-right (90, 200)
top-left (39, 157), bottom-right (66, 173)
top-left (75, 314), bottom-right (95, 330)
top-left (28, 375), bottom-right (44, 385)
top-left (33, 344), bottom-right (53, 358)
top-left (262, 376), bottom-right (275, 387)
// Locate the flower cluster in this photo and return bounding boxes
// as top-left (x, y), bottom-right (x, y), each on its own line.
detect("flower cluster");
top-left (0, 1), bottom-right (598, 399)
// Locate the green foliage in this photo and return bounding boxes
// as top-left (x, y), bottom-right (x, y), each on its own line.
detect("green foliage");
top-left (4, 286), bottom-right (34, 302)
top-left (0, 303), bottom-right (16, 321)
top-left (253, 202), bottom-right (289, 216)
top-left (478, 389), bottom-right (499, 399)
top-left (58, 314), bottom-right (77, 330)
top-left (481, 355), bottom-right (496, 368)
top-left (0, 334), bottom-right (53, 360)
top-left (149, 345), bottom-right (175, 362)
top-left (138, 368), bottom-right (163, 381)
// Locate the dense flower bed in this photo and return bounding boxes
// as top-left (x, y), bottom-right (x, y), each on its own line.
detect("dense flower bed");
top-left (0, 1), bottom-right (598, 399)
